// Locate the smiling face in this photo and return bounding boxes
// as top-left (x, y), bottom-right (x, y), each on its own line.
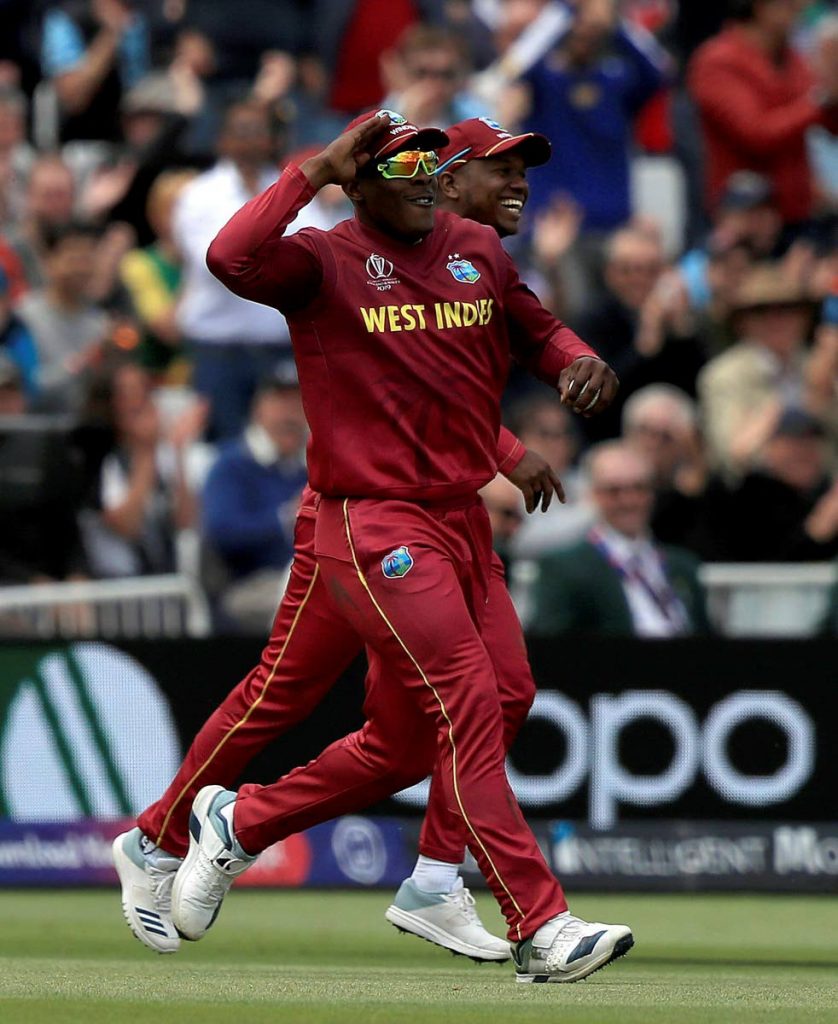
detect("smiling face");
top-left (588, 445), bottom-right (656, 540)
top-left (438, 153), bottom-right (529, 237)
top-left (347, 159), bottom-right (438, 242)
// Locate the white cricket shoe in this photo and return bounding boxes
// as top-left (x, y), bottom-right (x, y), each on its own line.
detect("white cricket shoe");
top-left (513, 912), bottom-right (633, 982)
top-left (385, 877), bottom-right (511, 962)
top-left (112, 827), bottom-right (182, 953)
top-left (170, 785), bottom-right (256, 941)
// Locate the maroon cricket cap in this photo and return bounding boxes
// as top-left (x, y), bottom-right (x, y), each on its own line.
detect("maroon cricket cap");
top-left (342, 108), bottom-right (449, 160)
top-left (437, 117), bottom-right (551, 173)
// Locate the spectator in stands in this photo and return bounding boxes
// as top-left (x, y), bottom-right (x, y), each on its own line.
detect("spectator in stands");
top-left (5, 154), bottom-right (76, 290)
top-left (16, 221), bottom-right (109, 413)
top-left (174, 99), bottom-right (333, 441)
top-left (380, 23), bottom-right (487, 128)
top-left (177, 0), bottom-right (305, 93)
top-left (529, 441), bottom-right (708, 636)
top-left (712, 171), bottom-right (785, 259)
top-left (509, 0), bottom-right (668, 232)
top-left (201, 370), bottom-right (308, 633)
top-left (0, 354), bottom-right (89, 585)
top-left (505, 393), bottom-right (593, 557)
top-left (0, 265), bottom-right (38, 399)
top-left (574, 224), bottom-right (707, 443)
top-left (623, 384), bottom-right (703, 486)
top-left (315, 0), bottom-right (444, 118)
top-left (0, 2), bottom-right (40, 97)
top-left (0, 351), bottom-right (25, 416)
top-left (675, 171), bottom-right (783, 352)
top-left (0, 233), bottom-right (27, 304)
top-left (688, 0), bottom-right (838, 235)
top-left (79, 68), bottom-right (202, 246)
top-left (678, 236), bottom-right (756, 357)
top-left (0, 86), bottom-right (35, 230)
top-left (164, 2), bottom-right (305, 160)
top-left (525, 193), bottom-right (586, 318)
top-left (716, 406), bottom-right (838, 561)
top-left (621, 383), bottom-right (730, 558)
top-left (805, 292), bottom-right (838, 460)
top-left (667, 0), bottom-right (729, 247)
top-left (678, 173), bottom-right (777, 302)
top-left (78, 360), bottom-right (205, 578)
top-left (40, 0), bottom-right (151, 144)
top-left (806, 14), bottom-right (838, 216)
top-left (119, 169), bottom-right (196, 381)
top-left (697, 263), bottom-right (820, 477)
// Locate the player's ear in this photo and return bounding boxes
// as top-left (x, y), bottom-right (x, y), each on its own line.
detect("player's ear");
top-left (436, 170), bottom-right (459, 201)
top-left (344, 180), bottom-right (364, 204)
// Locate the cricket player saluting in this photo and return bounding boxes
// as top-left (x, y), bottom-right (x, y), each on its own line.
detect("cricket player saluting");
top-left (113, 116), bottom-right (575, 967)
top-left (166, 110), bottom-right (632, 983)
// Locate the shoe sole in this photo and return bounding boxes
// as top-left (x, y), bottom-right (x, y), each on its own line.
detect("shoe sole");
top-left (112, 834), bottom-right (179, 954)
top-left (171, 784), bottom-right (226, 942)
top-left (385, 904), bottom-right (511, 963)
top-left (516, 932), bottom-right (634, 983)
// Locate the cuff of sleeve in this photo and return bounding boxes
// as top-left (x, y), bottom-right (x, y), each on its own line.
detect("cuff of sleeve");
top-left (497, 428), bottom-right (526, 474)
top-left (283, 162), bottom-right (319, 202)
top-left (538, 334), bottom-right (601, 385)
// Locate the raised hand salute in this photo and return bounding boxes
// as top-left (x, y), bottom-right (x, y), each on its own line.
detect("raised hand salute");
top-left (301, 112), bottom-right (393, 188)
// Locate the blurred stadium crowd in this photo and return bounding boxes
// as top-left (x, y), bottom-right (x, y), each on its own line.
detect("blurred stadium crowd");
top-left (0, 0), bottom-right (835, 634)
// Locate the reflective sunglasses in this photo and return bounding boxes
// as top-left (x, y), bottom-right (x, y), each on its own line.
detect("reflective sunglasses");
top-left (375, 150), bottom-right (439, 179)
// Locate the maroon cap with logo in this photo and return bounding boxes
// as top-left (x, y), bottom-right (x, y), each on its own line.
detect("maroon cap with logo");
top-left (343, 108), bottom-right (449, 160)
top-left (437, 117), bottom-right (551, 173)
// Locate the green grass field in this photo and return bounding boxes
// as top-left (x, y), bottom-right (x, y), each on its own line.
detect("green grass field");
top-left (1, 889), bottom-right (837, 1024)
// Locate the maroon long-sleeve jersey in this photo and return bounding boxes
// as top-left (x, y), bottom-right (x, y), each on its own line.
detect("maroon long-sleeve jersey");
top-left (208, 164), bottom-right (597, 501)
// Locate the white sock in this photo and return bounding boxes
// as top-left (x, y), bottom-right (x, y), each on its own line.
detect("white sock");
top-left (410, 855), bottom-right (460, 894)
top-left (218, 801), bottom-right (254, 859)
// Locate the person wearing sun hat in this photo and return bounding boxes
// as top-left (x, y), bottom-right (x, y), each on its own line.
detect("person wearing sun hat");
top-left (697, 262), bottom-right (821, 476)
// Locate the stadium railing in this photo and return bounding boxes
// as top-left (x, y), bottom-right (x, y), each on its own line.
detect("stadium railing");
top-left (1, 563), bottom-right (834, 640)
top-left (698, 562), bottom-right (836, 637)
top-left (509, 561), bottom-right (837, 637)
top-left (0, 574), bottom-right (212, 639)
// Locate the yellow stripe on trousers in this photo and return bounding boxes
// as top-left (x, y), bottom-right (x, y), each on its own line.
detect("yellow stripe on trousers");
top-left (341, 499), bottom-right (525, 940)
top-left (155, 564), bottom-right (321, 849)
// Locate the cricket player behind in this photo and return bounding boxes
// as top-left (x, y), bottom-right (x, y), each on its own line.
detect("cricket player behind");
top-left (157, 110), bottom-right (632, 983)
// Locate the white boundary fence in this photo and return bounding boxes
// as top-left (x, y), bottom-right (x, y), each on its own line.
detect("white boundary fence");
top-left (0, 575), bottom-right (211, 639)
top-left (699, 563), bottom-right (837, 637)
top-left (0, 564), bottom-right (834, 640)
top-left (509, 561), bottom-right (837, 637)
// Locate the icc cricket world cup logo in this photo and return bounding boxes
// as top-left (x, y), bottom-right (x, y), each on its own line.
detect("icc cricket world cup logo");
top-left (366, 253), bottom-right (394, 280)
